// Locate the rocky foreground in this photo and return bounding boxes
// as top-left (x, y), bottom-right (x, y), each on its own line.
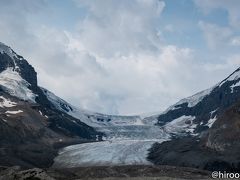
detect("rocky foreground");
top-left (0, 165), bottom-right (211, 180)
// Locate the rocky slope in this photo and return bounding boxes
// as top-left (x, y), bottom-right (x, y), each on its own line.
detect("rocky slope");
top-left (0, 42), bottom-right (103, 168)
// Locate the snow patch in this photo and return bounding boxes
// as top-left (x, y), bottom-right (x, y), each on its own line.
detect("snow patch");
top-left (0, 68), bottom-right (36, 102)
top-left (206, 116), bottom-right (217, 128)
top-left (0, 96), bottom-right (17, 107)
top-left (210, 109), bottom-right (218, 116)
top-left (5, 110), bottom-right (23, 114)
top-left (230, 81), bottom-right (240, 93)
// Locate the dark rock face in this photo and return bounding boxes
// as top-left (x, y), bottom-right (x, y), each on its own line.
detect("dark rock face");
top-left (149, 97), bottom-right (240, 172)
top-left (0, 91), bottom-right (101, 168)
top-left (15, 59), bottom-right (38, 88)
top-left (148, 138), bottom-right (240, 172)
top-left (205, 100), bottom-right (240, 152)
top-left (0, 53), bottom-right (14, 73)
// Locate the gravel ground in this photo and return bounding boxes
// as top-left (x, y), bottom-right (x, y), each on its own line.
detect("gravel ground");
top-left (0, 165), bottom-right (212, 180)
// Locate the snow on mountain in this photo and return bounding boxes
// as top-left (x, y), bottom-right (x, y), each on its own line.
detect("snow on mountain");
top-left (219, 67), bottom-right (240, 87)
top-left (0, 96), bottom-right (17, 108)
top-left (41, 87), bottom-right (169, 142)
top-left (163, 115), bottom-right (197, 136)
top-left (139, 88), bottom-right (215, 136)
top-left (206, 115), bottom-right (217, 128)
top-left (5, 110), bottom-right (23, 115)
top-left (176, 88), bottom-right (213, 108)
top-left (41, 87), bottom-right (149, 128)
top-left (41, 87), bottom-right (107, 127)
top-left (0, 68), bottom-right (36, 102)
top-left (163, 87), bottom-right (214, 114)
top-left (230, 81), bottom-right (240, 93)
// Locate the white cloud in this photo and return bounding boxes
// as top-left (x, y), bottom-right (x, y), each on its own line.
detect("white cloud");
top-left (0, 0), bottom-right (239, 115)
top-left (230, 36), bottom-right (240, 46)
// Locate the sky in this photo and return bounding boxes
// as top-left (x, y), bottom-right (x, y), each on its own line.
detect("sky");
top-left (0, 0), bottom-right (240, 115)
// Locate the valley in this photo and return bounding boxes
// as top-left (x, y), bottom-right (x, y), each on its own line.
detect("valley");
top-left (1, 41), bottom-right (240, 179)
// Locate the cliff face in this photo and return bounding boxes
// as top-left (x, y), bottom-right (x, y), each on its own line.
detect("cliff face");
top-left (205, 100), bottom-right (240, 152)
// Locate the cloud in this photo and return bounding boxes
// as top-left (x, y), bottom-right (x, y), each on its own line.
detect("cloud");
top-left (230, 36), bottom-right (240, 46)
top-left (0, 0), bottom-right (239, 115)
top-left (73, 0), bottom-right (165, 57)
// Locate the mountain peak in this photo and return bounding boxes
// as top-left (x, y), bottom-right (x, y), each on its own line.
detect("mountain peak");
top-left (219, 67), bottom-right (240, 87)
top-left (0, 42), bottom-right (39, 103)
top-left (0, 42), bottom-right (20, 60)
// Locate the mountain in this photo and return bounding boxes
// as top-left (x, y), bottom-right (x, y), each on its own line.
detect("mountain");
top-left (1, 41), bottom-right (240, 172)
top-left (147, 67), bottom-right (240, 171)
top-left (0, 42), bottom-right (103, 168)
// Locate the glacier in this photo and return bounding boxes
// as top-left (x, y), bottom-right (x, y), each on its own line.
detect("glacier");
top-left (53, 140), bottom-right (166, 168)
top-left (53, 119), bottom-right (170, 168)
